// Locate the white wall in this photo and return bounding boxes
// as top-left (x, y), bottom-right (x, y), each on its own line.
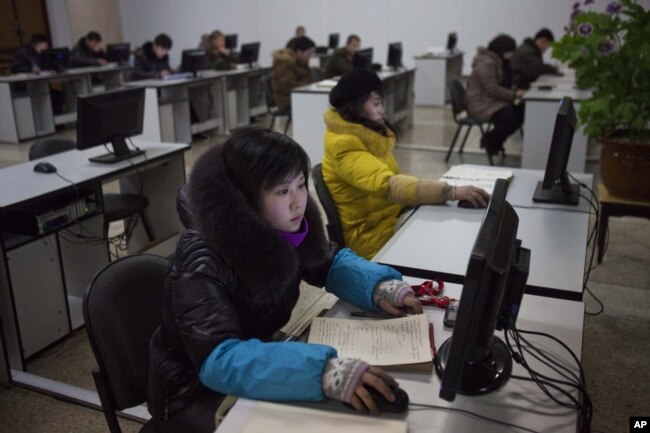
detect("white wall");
top-left (119, 0), bottom-right (650, 73)
top-left (46, 0), bottom-right (72, 47)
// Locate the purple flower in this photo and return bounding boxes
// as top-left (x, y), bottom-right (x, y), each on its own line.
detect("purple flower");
top-left (571, 9), bottom-right (581, 20)
top-left (584, 0), bottom-right (594, 5)
top-left (598, 40), bottom-right (615, 55)
top-left (573, 1), bottom-right (581, 9)
top-left (578, 22), bottom-right (593, 37)
top-left (606, 1), bottom-right (622, 15)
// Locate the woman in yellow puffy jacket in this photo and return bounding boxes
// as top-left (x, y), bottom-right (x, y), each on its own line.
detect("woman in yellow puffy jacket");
top-left (322, 69), bottom-right (490, 259)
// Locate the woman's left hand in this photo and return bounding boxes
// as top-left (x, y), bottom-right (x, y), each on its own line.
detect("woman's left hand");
top-left (377, 294), bottom-right (423, 316)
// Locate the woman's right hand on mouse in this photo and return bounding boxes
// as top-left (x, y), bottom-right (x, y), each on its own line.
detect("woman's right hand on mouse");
top-left (322, 358), bottom-right (397, 415)
top-left (454, 185), bottom-right (490, 208)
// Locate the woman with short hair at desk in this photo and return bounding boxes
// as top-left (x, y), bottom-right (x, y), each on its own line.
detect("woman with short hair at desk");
top-left (147, 127), bottom-right (422, 432)
top-left (322, 69), bottom-right (490, 259)
top-left (207, 30), bottom-right (237, 71)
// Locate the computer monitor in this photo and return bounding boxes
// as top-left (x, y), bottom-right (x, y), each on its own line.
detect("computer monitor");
top-left (328, 33), bottom-right (340, 50)
top-left (181, 49), bottom-right (207, 76)
top-left (106, 43), bottom-right (130, 65)
top-left (225, 34), bottom-right (238, 50)
top-left (446, 32), bottom-right (458, 53)
top-left (239, 42), bottom-right (260, 67)
top-left (532, 96), bottom-right (580, 205)
top-left (436, 179), bottom-right (531, 402)
top-left (42, 47), bottom-right (70, 72)
top-left (353, 47), bottom-right (373, 69)
top-left (76, 87), bottom-right (145, 164)
top-left (387, 42), bottom-right (403, 70)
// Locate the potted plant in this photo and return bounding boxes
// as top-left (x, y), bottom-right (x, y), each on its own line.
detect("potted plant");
top-left (552, 0), bottom-right (650, 200)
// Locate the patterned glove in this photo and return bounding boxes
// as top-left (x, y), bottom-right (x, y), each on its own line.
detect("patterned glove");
top-left (321, 357), bottom-right (369, 403)
top-left (372, 279), bottom-right (414, 308)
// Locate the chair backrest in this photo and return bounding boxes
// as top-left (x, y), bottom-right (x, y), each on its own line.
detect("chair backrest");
top-left (312, 163), bottom-right (346, 247)
top-left (29, 138), bottom-right (76, 160)
top-left (310, 66), bottom-right (325, 82)
top-left (449, 79), bottom-right (467, 118)
top-left (83, 254), bottom-right (168, 411)
top-left (261, 74), bottom-right (276, 111)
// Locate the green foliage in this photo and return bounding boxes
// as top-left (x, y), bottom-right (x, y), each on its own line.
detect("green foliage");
top-left (552, 0), bottom-right (650, 139)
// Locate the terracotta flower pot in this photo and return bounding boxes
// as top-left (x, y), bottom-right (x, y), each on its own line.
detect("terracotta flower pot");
top-left (599, 132), bottom-right (650, 200)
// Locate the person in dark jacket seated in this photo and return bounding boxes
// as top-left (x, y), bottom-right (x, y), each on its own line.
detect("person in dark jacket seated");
top-left (206, 30), bottom-right (237, 71)
top-left (70, 31), bottom-right (107, 67)
top-left (510, 28), bottom-right (558, 89)
top-left (130, 33), bottom-right (173, 80)
top-left (11, 33), bottom-right (49, 73)
top-left (147, 127), bottom-right (423, 432)
top-left (325, 34), bottom-right (361, 78)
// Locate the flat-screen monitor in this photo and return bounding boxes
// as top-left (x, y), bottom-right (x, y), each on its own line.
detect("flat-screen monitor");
top-left (77, 87), bottom-right (145, 164)
top-left (436, 179), bottom-right (531, 402)
top-left (106, 43), bottom-right (130, 65)
top-left (181, 49), bottom-right (207, 76)
top-left (387, 42), bottom-right (403, 70)
top-left (42, 47), bottom-right (70, 72)
top-left (447, 32), bottom-right (458, 53)
top-left (328, 33), bottom-right (340, 50)
top-left (225, 34), bottom-right (238, 50)
top-left (353, 47), bottom-right (373, 69)
top-left (239, 42), bottom-right (260, 67)
top-left (532, 96), bottom-right (580, 205)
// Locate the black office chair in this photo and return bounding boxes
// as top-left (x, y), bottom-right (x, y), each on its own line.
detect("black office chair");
top-left (445, 80), bottom-right (496, 166)
top-left (312, 163), bottom-right (346, 247)
top-left (29, 138), bottom-right (153, 244)
top-left (261, 74), bottom-right (291, 134)
top-left (83, 254), bottom-right (168, 433)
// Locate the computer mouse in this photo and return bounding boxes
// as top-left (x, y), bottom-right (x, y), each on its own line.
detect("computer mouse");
top-left (342, 385), bottom-right (409, 413)
top-left (458, 199), bottom-right (475, 208)
top-left (33, 162), bottom-right (57, 173)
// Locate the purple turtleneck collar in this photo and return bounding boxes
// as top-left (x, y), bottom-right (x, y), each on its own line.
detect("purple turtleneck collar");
top-left (277, 218), bottom-right (309, 248)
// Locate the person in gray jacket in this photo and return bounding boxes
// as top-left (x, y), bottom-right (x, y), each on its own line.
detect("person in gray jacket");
top-left (70, 31), bottom-right (107, 67)
top-left (465, 34), bottom-right (526, 156)
top-left (511, 28), bottom-right (558, 89)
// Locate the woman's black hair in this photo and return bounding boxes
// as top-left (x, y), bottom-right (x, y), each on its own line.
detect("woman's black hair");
top-left (336, 91), bottom-right (396, 138)
top-left (223, 128), bottom-right (310, 209)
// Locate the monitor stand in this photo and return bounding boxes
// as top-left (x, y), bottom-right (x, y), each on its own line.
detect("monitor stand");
top-left (532, 181), bottom-right (580, 205)
top-left (88, 137), bottom-right (144, 164)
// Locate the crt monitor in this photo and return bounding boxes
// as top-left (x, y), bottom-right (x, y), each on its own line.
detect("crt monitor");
top-left (447, 32), bottom-right (458, 53)
top-left (387, 42), bottom-right (403, 70)
top-left (76, 87), bottom-right (145, 164)
top-left (532, 96), bottom-right (580, 205)
top-left (181, 49), bottom-right (207, 76)
top-left (106, 43), bottom-right (130, 64)
top-left (225, 34), bottom-right (238, 50)
top-left (239, 42), bottom-right (260, 67)
top-left (353, 47), bottom-right (373, 69)
top-left (328, 33), bottom-right (340, 50)
top-left (436, 178), bottom-right (531, 402)
top-left (42, 47), bottom-right (70, 72)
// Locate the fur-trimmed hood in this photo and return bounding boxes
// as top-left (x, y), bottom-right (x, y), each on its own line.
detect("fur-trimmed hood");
top-left (323, 108), bottom-right (396, 158)
top-left (184, 143), bottom-right (329, 305)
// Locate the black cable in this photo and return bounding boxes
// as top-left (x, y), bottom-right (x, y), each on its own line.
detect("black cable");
top-left (408, 402), bottom-right (541, 433)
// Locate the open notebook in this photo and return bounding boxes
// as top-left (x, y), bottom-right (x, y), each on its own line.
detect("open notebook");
top-left (440, 165), bottom-right (513, 194)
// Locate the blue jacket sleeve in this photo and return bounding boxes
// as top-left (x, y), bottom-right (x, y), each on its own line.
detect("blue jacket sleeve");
top-left (325, 248), bottom-right (402, 311)
top-left (199, 338), bottom-right (337, 401)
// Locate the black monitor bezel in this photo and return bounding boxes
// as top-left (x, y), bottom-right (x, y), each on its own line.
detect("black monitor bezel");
top-left (181, 49), bottom-right (208, 75)
top-left (447, 32), bottom-right (458, 52)
top-left (225, 34), bottom-right (238, 50)
top-left (239, 42), bottom-right (260, 67)
top-left (106, 43), bottom-right (130, 64)
top-left (42, 47), bottom-right (70, 71)
top-left (328, 33), bottom-right (340, 50)
top-left (387, 42), bottom-right (403, 70)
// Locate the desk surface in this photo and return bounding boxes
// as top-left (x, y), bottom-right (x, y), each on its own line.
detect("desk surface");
top-left (217, 281), bottom-right (584, 433)
top-left (524, 85), bottom-right (591, 102)
top-left (0, 141), bottom-right (189, 209)
top-left (293, 68), bottom-right (415, 94)
top-left (197, 66), bottom-right (270, 78)
top-left (0, 64), bottom-right (130, 83)
top-left (414, 51), bottom-right (463, 60)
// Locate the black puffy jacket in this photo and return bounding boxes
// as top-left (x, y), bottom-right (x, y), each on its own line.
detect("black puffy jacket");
top-left (130, 41), bottom-right (172, 80)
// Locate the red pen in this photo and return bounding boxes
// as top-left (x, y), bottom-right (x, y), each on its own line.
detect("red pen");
top-left (429, 322), bottom-right (437, 359)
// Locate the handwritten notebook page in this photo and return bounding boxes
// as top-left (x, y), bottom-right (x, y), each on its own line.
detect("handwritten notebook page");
top-left (242, 402), bottom-right (407, 433)
top-left (308, 314), bottom-right (430, 366)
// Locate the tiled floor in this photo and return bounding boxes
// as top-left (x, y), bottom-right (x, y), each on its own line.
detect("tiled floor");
top-left (0, 107), bottom-right (648, 433)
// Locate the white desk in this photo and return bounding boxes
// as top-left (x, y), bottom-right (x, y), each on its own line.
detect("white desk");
top-left (217, 281), bottom-right (584, 433)
top-left (522, 84), bottom-right (592, 172)
top-left (0, 141), bottom-right (188, 390)
top-left (291, 68), bottom-right (415, 165)
top-left (0, 65), bottom-right (131, 143)
top-left (414, 52), bottom-right (463, 106)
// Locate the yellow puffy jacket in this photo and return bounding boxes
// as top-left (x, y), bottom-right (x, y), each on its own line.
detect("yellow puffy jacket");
top-left (322, 109), bottom-right (449, 259)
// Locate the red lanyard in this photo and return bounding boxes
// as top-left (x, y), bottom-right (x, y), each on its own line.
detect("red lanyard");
top-left (411, 280), bottom-right (453, 309)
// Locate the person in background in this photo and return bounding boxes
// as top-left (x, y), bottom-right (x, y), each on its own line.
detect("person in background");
top-left (323, 69), bottom-right (489, 259)
top-left (70, 31), bottom-right (107, 67)
top-left (206, 30), bottom-right (237, 70)
top-left (510, 28), bottom-right (558, 89)
top-left (286, 25), bottom-right (306, 49)
top-left (198, 33), bottom-right (210, 50)
top-left (11, 33), bottom-right (49, 73)
top-left (325, 34), bottom-right (361, 78)
top-left (465, 34), bottom-right (526, 156)
top-left (147, 127), bottom-right (422, 432)
top-left (130, 33), bottom-right (173, 80)
top-left (271, 36), bottom-right (315, 111)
